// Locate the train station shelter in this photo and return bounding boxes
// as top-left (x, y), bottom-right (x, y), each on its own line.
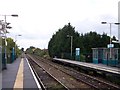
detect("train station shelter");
top-left (92, 48), bottom-right (120, 66)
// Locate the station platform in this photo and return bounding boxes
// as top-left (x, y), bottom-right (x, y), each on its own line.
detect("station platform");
top-left (2, 57), bottom-right (41, 89)
top-left (53, 58), bottom-right (120, 76)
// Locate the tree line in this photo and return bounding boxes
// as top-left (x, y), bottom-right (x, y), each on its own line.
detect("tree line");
top-left (48, 23), bottom-right (119, 62)
top-left (26, 46), bottom-right (49, 59)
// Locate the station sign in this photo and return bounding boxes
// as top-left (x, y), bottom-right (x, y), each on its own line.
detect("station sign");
top-left (75, 48), bottom-right (80, 61)
top-left (76, 48), bottom-right (80, 56)
top-left (107, 44), bottom-right (114, 48)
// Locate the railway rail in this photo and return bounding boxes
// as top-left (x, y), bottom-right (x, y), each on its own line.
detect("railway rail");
top-left (27, 56), bottom-right (68, 90)
top-left (27, 54), bottom-right (120, 90)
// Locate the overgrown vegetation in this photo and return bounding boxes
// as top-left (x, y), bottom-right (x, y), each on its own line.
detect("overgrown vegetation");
top-left (26, 46), bottom-right (50, 59)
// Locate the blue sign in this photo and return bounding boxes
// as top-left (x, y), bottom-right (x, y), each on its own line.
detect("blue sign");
top-left (76, 48), bottom-right (80, 56)
top-left (75, 48), bottom-right (80, 61)
top-left (107, 44), bottom-right (114, 48)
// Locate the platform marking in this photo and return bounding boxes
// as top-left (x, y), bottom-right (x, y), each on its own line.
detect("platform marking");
top-left (14, 58), bottom-right (23, 89)
top-left (26, 58), bottom-right (41, 89)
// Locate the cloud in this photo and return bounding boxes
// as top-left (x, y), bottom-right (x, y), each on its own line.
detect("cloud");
top-left (74, 14), bottom-right (118, 37)
top-left (0, 0), bottom-right (119, 49)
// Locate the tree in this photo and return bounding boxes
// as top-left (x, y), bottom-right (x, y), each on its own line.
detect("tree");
top-left (6, 38), bottom-right (15, 54)
top-left (6, 38), bottom-right (22, 61)
top-left (26, 46), bottom-right (36, 54)
top-left (48, 23), bottom-right (79, 59)
top-left (21, 48), bottom-right (24, 52)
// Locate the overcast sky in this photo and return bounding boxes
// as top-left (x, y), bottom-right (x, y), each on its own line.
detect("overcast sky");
top-left (0, 0), bottom-right (119, 50)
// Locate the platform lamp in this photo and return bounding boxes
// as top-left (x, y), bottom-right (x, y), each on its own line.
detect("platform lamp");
top-left (67, 35), bottom-right (73, 59)
top-left (15, 34), bottom-right (22, 59)
top-left (101, 22), bottom-right (120, 60)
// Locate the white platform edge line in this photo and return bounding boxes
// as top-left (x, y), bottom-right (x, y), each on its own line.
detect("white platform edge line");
top-left (26, 58), bottom-right (41, 89)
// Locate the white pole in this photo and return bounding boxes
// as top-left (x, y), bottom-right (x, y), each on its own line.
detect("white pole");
top-left (15, 35), bottom-right (17, 58)
top-left (4, 15), bottom-right (7, 67)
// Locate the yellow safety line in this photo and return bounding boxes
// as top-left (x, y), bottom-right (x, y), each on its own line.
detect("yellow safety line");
top-left (14, 58), bottom-right (24, 89)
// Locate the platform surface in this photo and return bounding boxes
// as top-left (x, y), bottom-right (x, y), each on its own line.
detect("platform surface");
top-left (54, 58), bottom-right (120, 75)
top-left (2, 57), bottom-right (40, 89)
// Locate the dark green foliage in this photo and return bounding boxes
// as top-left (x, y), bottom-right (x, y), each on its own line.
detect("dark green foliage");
top-left (48, 23), bottom-right (79, 58)
top-left (6, 38), bottom-right (15, 53)
top-left (26, 46), bottom-right (36, 54)
top-left (81, 32), bottom-right (109, 53)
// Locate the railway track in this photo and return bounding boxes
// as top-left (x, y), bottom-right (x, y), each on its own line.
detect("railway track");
top-left (27, 54), bottom-right (120, 90)
top-left (50, 60), bottom-right (120, 90)
top-left (27, 56), bottom-right (68, 90)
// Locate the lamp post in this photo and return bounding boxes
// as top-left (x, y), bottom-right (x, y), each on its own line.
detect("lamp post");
top-left (0, 14), bottom-right (18, 69)
top-left (101, 22), bottom-right (120, 59)
top-left (67, 35), bottom-right (73, 58)
top-left (15, 34), bottom-right (21, 59)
